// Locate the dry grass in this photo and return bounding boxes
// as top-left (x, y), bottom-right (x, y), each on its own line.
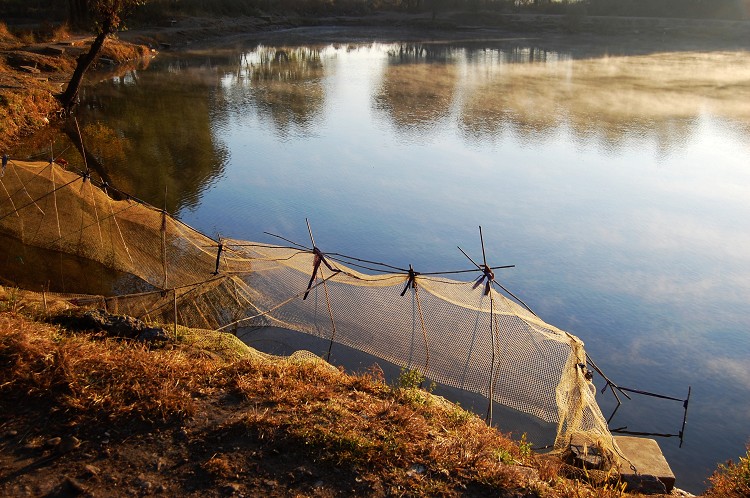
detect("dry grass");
top-left (0, 309), bottom-right (541, 495)
top-left (216, 357), bottom-right (539, 496)
top-left (201, 454), bottom-right (238, 479)
top-left (0, 312), bottom-right (216, 425)
top-left (0, 88), bottom-right (59, 152)
top-left (704, 444), bottom-right (750, 497)
top-left (100, 37), bottom-right (153, 63)
top-left (0, 22), bottom-right (73, 47)
top-left (0, 22), bottom-right (17, 45)
top-left (0, 28), bottom-right (152, 152)
top-left (0, 307), bottom-right (694, 496)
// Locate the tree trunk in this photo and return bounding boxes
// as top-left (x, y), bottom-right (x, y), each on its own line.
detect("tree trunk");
top-left (63, 124), bottom-right (124, 200)
top-left (58, 30), bottom-right (109, 112)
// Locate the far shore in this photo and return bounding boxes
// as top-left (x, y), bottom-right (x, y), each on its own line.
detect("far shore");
top-left (117, 12), bottom-right (750, 52)
top-left (2, 11), bottom-right (749, 153)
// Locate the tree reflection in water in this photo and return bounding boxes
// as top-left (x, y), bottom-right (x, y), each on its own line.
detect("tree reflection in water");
top-left (218, 46), bottom-right (325, 138)
top-left (373, 44), bottom-right (459, 132)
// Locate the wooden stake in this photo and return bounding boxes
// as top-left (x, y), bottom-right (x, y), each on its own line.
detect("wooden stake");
top-left (174, 288), bottom-right (178, 340)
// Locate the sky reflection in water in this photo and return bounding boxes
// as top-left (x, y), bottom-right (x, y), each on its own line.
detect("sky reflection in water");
top-left (42, 41), bottom-right (750, 493)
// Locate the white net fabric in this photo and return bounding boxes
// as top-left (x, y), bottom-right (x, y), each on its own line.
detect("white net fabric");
top-left (0, 160), bottom-right (616, 456)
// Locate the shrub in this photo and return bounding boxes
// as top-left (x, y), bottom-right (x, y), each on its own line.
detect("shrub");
top-left (705, 444), bottom-right (750, 497)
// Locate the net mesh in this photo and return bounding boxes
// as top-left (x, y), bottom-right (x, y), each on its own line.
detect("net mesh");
top-left (0, 159), bottom-right (617, 458)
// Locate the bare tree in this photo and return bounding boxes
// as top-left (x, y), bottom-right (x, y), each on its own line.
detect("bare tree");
top-left (59, 0), bottom-right (146, 112)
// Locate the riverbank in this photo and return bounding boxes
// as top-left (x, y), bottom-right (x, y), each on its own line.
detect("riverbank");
top-left (0, 23), bottom-right (151, 152)
top-left (0, 301), bottom-right (646, 497)
top-left (2, 12), bottom-right (749, 153)
top-left (2, 13), bottom-right (750, 497)
top-left (6, 288), bottom-right (737, 497)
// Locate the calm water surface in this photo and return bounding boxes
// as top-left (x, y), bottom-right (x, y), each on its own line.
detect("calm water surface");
top-left (15, 38), bottom-right (750, 492)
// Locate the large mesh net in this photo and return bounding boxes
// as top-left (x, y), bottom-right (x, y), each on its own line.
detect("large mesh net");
top-left (0, 159), bottom-right (618, 459)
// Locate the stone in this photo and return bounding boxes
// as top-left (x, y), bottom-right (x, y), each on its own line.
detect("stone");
top-left (58, 435), bottom-right (81, 453)
top-left (62, 476), bottom-right (86, 495)
top-left (42, 46), bottom-right (66, 56)
top-left (223, 482), bottom-right (242, 494)
top-left (84, 464), bottom-right (100, 477)
top-left (568, 434), bottom-right (604, 469)
top-left (406, 464), bottom-right (425, 477)
top-left (54, 309), bottom-right (167, 342)
top-left (614, 436), bottom-right (675, 494)
top-left (137, 327), bottom-right (169, 342)
top-left (45, 437), bottom-right (62, 448)
top-left (513, 465), bottom-right (539, 483)
top-left (135, 473), bottom-right (153, 492)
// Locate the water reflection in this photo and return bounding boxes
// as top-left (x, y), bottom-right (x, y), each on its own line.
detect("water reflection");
top-left (0, 233), bottom-right (153, 295)
top-left (72, 61), bottom-right (230, 212)
top-left (218, 46), bottom-right (325, 138)
top-left (459, 50), bottom-right (750, 154)
top-left (373, 44), bottom-right (459, 132)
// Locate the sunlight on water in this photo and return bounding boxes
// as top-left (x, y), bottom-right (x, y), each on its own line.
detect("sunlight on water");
top-left (12, 40), bottom-right (750, 493)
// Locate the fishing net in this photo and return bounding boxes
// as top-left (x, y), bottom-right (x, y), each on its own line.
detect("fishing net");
top-left (0, 159), bottom-right (617, 459)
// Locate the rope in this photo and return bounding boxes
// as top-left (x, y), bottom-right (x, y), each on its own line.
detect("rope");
top-left (486, 283), bottom-right (496, 424)
top-left (10, 163), bottom-right (46, 215)
top-left (86, 176), bottom-right (104, 247)
top-left (50, 164), bottom-right (62, 247)
top-left (161, 210), bottom-right (168, 289)
top-left (1, 159), bottom-right (688, 459)
top-left (46, 201), bottom-right (138, 248)
top-left (216, 272), bottom-right (340, 332)
top-left (321, 267), bottom-right (338, 362)
top-left (7, 159), bottom-right (53, 198)
top-left (104, 186), bottom-right (135, 266)
top-left (414, 282), bottom-right (430, 375)
top-left (0, 177), bottom-right (20, 218)
top-left (0, 175), bottom-right (81, 223)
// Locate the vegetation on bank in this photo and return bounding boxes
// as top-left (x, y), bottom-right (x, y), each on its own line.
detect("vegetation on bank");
top-left (1, 291), bottom-right (749, 496)
top-left (0, 21), bottom-right (149, 151)
top-left (704, 446), bottom-right (750, 498)
top-left (0, 304), bottom-right (591, 496)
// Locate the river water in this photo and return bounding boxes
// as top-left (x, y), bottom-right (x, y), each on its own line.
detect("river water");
top-left (11, 35), bottom-right (750, 492)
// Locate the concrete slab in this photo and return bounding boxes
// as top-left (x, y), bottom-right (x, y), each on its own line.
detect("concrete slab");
top-left (614, 436), bottom-right (675, 494)
top-left (569, 434), bottom-right (606, 469)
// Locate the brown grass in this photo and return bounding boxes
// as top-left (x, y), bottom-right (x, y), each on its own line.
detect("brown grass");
top-left (0, 23), bottom-right (17, 44)
top-left (0, 22), bottom-right (73, 47)
top-left (201, 454), bottom-right (238, 479)
top-left (0, 308), bottom-right (691, 496)
top-left (101, 37), bottom-right (153, 63)
top-left (704, 444), bottom-right (750, 497)
top-left (0, 312), bottom-right (215, 425)
top-left (0, 88), bottom-right (59, 152)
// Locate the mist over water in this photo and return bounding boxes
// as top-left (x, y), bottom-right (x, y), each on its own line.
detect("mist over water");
top-left (13, 38), bottom-right (750, 493)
